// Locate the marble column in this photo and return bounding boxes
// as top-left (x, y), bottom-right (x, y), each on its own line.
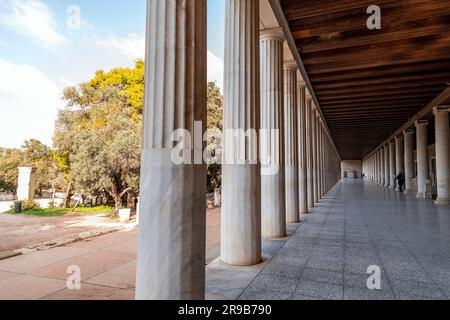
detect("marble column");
top-left (221, 0), bottom-right (261, 265)
top-left (404, 129), bottom-right (415, 194)
top-left (17, 167), bottom-right (37, 202)
top-left (381, 150), bottom-right (384, 184)
top-left (297, 84), bottom-right (308, 214)
top-left (136, 0), bottom-right (207, 300)
top-left (434, 107), bottom-right (450, 205)
top-left (259, 29), bottom-right (286, 237)
top-left (395, 135), bottom-right (405, 191)
top-left (389, 140), bottom-right (396, 189)
top-left (319, 124), bottom-right (324, 197)
top-left (415, 121), bottom-right (429, 198)
top-left (384, 145), bottom-right (390, 188)
top-left (284, 62), bottom-right (300, 224)
top-left (375, 151), bottom-right (378, 183)
top-left (375, 153), bottom-right (378, 182)
top-left (306, 98), bottom-right (314, 209)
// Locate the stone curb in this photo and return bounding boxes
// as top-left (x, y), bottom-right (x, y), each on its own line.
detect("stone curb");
top-left (0, 251), bottom-right (22, 261)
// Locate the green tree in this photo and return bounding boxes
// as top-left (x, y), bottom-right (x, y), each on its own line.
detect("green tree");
top-left (21, 139), bottom-right (53, 196)
top-left (0, 148), bottom-right (22, 192)
top-left (54, 64), bottom-right (224, 210)
top-left (55, 85), bottom-right (141, 212)
top-left (206, 82), bottom-right (223, 193)
top-left (87, 59), bottom-right (144, 116)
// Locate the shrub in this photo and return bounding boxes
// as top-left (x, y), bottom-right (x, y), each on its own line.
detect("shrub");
top-left (22, 200), bottom-right (41, 211)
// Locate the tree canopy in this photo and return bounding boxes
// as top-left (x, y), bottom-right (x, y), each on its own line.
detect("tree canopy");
top-left (1, 61), bottom-right (224, 210)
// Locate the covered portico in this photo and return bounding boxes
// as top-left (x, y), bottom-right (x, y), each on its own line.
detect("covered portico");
top-left (136, 0), bottom-right (450, 300)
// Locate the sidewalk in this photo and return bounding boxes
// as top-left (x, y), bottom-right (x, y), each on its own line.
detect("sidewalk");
top-left (0, 207), bottom-right (222, 300)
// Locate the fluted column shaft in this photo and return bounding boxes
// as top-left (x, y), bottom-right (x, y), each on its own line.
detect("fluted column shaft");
top-left (384, 145), bottom-right (390, 187)
top-left (434, 107), bottom-right (450, 205)
top-left (389, 141), bottom-right (396, 189)
top-left (306, 98), bottom-right (314, 209)
top-left (319, 125), bottom-right (324, 197)
top-left (416, 121), bottom-right (429, 198)
top-left (221, 0), bottom-right (261, 265)
top-left (380, 148), bottom-right (385, 185)
top-left (395, 136), bottom-right (405, 191)
top-left (298, 85), bottom-right (308, 214)
top-left (259, 30), bottom-right (286, 237)
top-left (313, 110), bottom-right (319, 205)
top-left (136, 0), bottom-right (207, 300)
top-left (284, 63), bottom-right (299, 223)
top-left (375, 151), bottom-right (379, 183)
top-left (404, 129), bottom-right (415, 193)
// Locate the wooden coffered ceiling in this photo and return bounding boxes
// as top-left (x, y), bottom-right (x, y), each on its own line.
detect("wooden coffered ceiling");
top-left (280, 0), bottom-right (450, 159)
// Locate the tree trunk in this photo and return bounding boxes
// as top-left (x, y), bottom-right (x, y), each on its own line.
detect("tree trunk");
top-left (114, 195), bottom-right (122, 213)
top-left (127, 191), bottom-right (136, 215)
top-left (50, 184), bottom-right (56, 208)
top-left (64, 181), bottom-right (73, 208)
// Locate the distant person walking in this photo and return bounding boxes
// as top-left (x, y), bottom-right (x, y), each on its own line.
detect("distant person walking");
top-left (396, 172), bottom-right (405, 193)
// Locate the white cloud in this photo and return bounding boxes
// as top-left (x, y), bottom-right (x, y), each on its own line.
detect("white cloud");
top-left (96, 33), bottom-right (145, 60)
top-left (0, 59), bottom-right (63, 148)
top-left (0, 0), bottom-right (67, 49)
top-left (207, 51), bottom-right (224, 91)
top-left (96, 34), bottom-right (224, 90)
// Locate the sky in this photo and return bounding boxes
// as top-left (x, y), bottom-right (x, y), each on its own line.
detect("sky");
top-left (0, 0), bottom-right (225, 149)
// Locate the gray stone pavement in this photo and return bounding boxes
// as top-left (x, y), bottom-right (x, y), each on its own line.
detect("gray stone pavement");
top-left (237, 179), bottom-right (450, 300)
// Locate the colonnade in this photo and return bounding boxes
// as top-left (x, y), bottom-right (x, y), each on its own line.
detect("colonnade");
top-left (136, 0), bottom-right (342, 300)
top-left (363, 107), bottom-right (450, 205)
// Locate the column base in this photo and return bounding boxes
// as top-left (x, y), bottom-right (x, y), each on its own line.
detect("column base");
top-left (262, 232), bottom-right (288, 239)
top-left (435, 197), bottom-right (450, 206)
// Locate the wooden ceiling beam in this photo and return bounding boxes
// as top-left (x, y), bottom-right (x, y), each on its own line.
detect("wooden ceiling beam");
top-left (287, 1), bottom-right (450, 38)
top-left (309, 59), bottom-right (450, 81)
top-left (314, 73), bottom-right (450, 90)
top-left (318, 88), bottom-right (443, 100)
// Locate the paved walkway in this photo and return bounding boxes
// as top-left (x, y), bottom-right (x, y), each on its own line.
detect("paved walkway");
top-left (0, 180), bottom-right (449, 300)
top-left (238, 179), bottom-right (450, 300)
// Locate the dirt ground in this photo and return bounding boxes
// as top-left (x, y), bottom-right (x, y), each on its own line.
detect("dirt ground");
top-left (0, 213), bottom-right (123, 253)
top-left (0, 207), bottom-right (222, 260)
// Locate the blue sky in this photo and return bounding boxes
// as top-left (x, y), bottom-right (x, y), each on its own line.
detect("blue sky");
top-left (0, 0), bottom-right (225, 148)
